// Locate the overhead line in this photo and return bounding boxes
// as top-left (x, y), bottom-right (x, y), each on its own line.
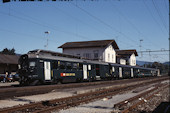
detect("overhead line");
top-left (111, 2), bottom-right (161, 49)
top-left (138, 50), bottom-right (169, 53)
top-left (49, 4), bottom-right (136, 49)
top-left (69, 2), bottom-right (140, 46)
top-left (0, 11), bottom-right (91, 41)
top-left (152, 0), bottom-right (168, 32)
top-left (143, 0), bottom-right (167, 34)
top-left (0, 28), bottom-right (59, 44)
top-left (163, 0), bottom-right (169, 12)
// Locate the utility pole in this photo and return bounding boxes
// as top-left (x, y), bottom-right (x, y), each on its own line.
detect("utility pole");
top-left (44, 31), bottom-right (50, 50)
top-left (139, 39), bottom-right (143, 57)
top-left (169, 1), bottom-right (170, 76)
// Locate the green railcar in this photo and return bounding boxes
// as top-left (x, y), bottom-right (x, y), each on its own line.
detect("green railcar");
top-left (18, 49), bottom-right (159, 86)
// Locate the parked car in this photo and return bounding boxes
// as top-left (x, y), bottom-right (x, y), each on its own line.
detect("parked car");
top-left (0, 74), bottom-right (6, 82)
top-left (6, 75), bottom-right (15, 82)
top-left (12, 74), bottom-right (20, 81)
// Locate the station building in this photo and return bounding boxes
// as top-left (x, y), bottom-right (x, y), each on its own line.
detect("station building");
top-left (58, 40), bottom-right (138, 66)
top-left (58, 40), bottom-right (119, 63)
top-left (0, 54), bottom-right (19, 74)
top-left (116, 49), bottom-right (138, 66)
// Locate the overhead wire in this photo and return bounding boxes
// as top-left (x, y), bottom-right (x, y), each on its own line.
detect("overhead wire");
top-left (143, 0), bottom-right (168, 34)
top-left (111, 1), bottom-right (161, 49)
top-left (163, 0), bottom-right (169, 13)
top-left (0, 10), bottom-right (91, 41)
top-left (111, 1), bottom-right (168, 62)
top-left (0, 28), bottom-right (59, 45)
top-left (152, 0), bottom-right (168, 32)
top-left (1, 1), bottom-right (168, 62)
top-left (69, 1), bottom-right (140, 47)
top-left (0, 4), bottom-right (135, 49)
top-left (49, 3), bottom-right (135, 48)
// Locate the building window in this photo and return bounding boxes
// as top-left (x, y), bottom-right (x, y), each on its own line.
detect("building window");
top-left (83, 53), bottom-right (91, 59)
top-left (110, 45), bottom-right (112, 50)
top-left (93, 50), bottom-right (99, 59)
top-left (76, 54), bottom-right (80, 57)
top-left (94, 53), bottom-right (98, 59)
top-left (112, 54), bottom-right (114, 62)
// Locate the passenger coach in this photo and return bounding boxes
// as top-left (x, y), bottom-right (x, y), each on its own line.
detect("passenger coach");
top-left (18, 50), bottom-right (159, 85)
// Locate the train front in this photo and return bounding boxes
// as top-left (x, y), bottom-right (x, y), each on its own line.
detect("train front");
top-left (18, 54), bottom-right (39, 85)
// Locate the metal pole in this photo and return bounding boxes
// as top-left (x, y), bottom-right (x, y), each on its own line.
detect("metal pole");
top-left (44, 31), bottom-right (50, 50)
top-left (139, 39), bottom-right (143, 57)
top-left (169, 1), bottom-right (170, 76)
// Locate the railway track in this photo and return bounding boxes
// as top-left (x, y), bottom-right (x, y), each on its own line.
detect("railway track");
top-left (113, 83), bottom-right (169, 112)
top-left (0, 76), bottom-right (168, 113)
top-left (118, 84), bottom-right (169, 113)
top-left (0, 76), bottom-right (165, 100)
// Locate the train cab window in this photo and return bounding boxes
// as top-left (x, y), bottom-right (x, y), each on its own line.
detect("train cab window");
top-left (52, 62), bottom-right (58, 69)
top-left (66, 62), bottom-right (72, 70)
top-left (60, 62), bottom-right (65, 69)
top-left (29, 62), bottom-right (36, 67)
top-left (73, 63), bottom-right (78, 70)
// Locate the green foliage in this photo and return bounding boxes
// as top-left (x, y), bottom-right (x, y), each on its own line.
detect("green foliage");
top-left (145, 62), bottom-right (169, 75)
top-left (0, 48), bottom-right (16, 55)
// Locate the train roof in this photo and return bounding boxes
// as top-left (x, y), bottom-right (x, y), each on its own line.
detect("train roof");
top-left (110, 63), bottom-right (157, 70)
top-left (28, 49), bottom-right (81, 59)
top-left (26, 49), bottom-right (157, 70)
top-left (27, 49), bottom-right (108, 65)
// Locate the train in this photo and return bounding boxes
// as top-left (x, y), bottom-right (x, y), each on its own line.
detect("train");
top-left (18, 49), bottom-right (160, 85)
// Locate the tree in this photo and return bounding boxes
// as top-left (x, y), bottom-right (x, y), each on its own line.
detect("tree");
top-left (0, 48), bottom-right (16, 55)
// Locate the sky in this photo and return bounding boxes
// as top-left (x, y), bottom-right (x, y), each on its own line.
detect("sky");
top-left (0, 0), bottom-right (169, 63)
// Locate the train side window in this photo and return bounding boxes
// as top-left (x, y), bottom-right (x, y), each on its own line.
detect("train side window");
top-left (66, 62), bottom-right (72, 70)
top-left (73, 63), bottom-right (77, 70)
top-left (79, 63), bottom-right (83, 70)
top-left (104, 65), bottom-right (108, 71)
top-left (88, 65), bottom-right (91, 70)
top-left (91, 65), bottom-right (95, 70)
top-left (112, 67), bottom-right (115, 72)
top-left (52, 61), bottom-right (58, 69)
top-left (60, 61), bottom-right (65, 69)
top-left (39, 62), bottom-right (44, 68)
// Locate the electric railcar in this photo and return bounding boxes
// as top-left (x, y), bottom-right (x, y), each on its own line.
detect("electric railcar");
top-left (18, 50), bottom-right (159, 85)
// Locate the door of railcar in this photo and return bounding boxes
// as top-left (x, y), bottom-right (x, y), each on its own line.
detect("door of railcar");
top-left (95, 64), bottom-right (100, 80)
top-left (119, 67), bottom-right (122, 78)
top-left (83, 65), bottom-right (88, 80)
top-left (44, 61), bottom-right (51, 81)
top-left (87, 64), bottom-right (96, 81)
top-left (131, 68), bottom-right (134, 78)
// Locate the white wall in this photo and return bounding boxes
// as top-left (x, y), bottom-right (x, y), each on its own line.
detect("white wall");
top-left (120, 59), bottom-right (126, 65)
top-left (62, 44), bottom-right (116, 63)
top-left (129, 53), bottom-right (136, 66)
top-left (103, 45), bottom-right (116, 63)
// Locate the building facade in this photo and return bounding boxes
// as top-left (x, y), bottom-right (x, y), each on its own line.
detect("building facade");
top-left (58, 40), bottom-right (119, 63)
top-left (116, 50), bottom-right (138, 66)
top-left (0, 54), bottom-right (19, 74)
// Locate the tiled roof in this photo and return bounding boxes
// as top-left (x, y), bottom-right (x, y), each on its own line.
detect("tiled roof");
top-left (0, 54), bottom-right (20, 64)
top-left (58, 40), bottom-right (119, 49)
top-left (116, 49), bottom-right (138, 56)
